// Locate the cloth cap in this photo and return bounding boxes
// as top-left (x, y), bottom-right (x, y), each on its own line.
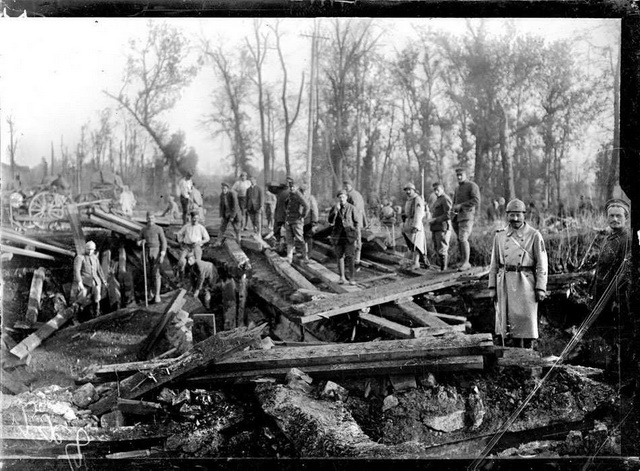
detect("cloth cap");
top-left (506, 199), bottom-right (526, 213)
top-left (185, 171), bottom-right (193, 178)
top-left (85, 241), bottom-right (96, 250)
top-left (221, 182), bottom-right (230, 188)
top-left (605, 198), bottom-right (630, 216)
top-left (343, 179), bottom-right (353, 186)
top-left (240, 172), bottom-right (248, 177)
top-left (336, 190), bottom-right (347, 197)
top-left (190, 210), bottom-right (199, 217)
top-left (404, 182), bottom-right (416, 191)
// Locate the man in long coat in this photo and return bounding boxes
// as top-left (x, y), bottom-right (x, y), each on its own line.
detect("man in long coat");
top-left (488, 199), bottom-right (548, 349)
top-left (402, 182), bottom-right (430, 269)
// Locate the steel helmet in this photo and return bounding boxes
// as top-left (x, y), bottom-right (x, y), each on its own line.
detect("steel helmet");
top-left (85, 241), bottom-right (97, 250)
top-left (505, 199), bottom-right (526, 213)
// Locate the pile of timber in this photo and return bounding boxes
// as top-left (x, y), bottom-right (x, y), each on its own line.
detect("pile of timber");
top-left (0, 227), bottom-right (76, 261)
top-left (83, 207), bottom-right (144, 238)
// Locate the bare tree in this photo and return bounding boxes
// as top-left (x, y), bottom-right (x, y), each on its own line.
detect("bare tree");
top-left (6, 115), bottom-right (18, 182)
top-left (105, 22), bottom-right (199, 188)
top-left (246, 20), bottom-right (274, 186)
top-left (271, 20), bottom-right (305, 178)
top-left (203, 43), bottom-right (253, 176)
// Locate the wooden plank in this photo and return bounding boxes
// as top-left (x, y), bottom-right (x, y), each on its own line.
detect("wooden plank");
top-left (91, 357), bottom-right (178, 378)
top-left (237, 274), bottom-right (248, 327)
top-left (199, 333), bottom-right (494, 373)
top-left (62, 306), bottom-right (140, 333)
top-left (357, 259), bottom-right (395, 273)
top-left (264, 249), bottom-right (316, 291)
top-left (290, 268), bottom-right (487, 324)
top-left (10, 296), bottom-right (90, 359)
top-left (295, 258), bottom-right (359, 294)
top-left (92, 207), bottom-right (144, 232)
top-left (25, 267), bottom-right (46, 325)
top-left (85, 214), bottom-right (138, 238)
top-left (396, 301), bottom-right (452, 329)
top-left (187, 355), bottom-right (486, 385)
top-left (223, 238), bottom-right (252, 272)
top-left (0, 246), bottom-right (55, 261)
top-left (222, 279), bottom-right (237, 331)
top-left (65, 203), bottom-right (86, 255)
top-left (0, 369), bottom-right (29, 394)
top-left (137, 289), bottom-right (186, 361)
top-left (116, 398), bottom-right (164, 416)
top-left (89, 324), bottom-right (266, 416)
top-left (0, 228), bottom-right (75, 257)
top-left (359, 312), bottom-right (413, 339)
top-left (427, 312), bottom-right (467, 324)
top-left (358, 273), bottom-right (398, 285)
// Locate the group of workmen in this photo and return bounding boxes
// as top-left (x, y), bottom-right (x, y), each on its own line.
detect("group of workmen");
top-left (71, 166), bottom-right (631, 366)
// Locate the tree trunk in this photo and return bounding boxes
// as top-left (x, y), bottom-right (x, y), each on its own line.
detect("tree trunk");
top-left (606, 47), bottom-right (620, 201)
top-left (497, 101), bottom-right (516, 201)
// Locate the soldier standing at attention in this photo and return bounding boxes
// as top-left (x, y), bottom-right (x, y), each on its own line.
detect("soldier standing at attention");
top-left (137, 212), bottom-right (167, 304)
top-left (488, 199), bottom-right (548, 349)
top-left (452, 166), bottom-right (481, 271)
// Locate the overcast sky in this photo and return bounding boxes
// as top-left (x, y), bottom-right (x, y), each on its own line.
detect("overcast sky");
top-left (0, 18), bottom-right (619, 176)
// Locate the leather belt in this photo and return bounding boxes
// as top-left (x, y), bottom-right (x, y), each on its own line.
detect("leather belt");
top-left (499, 264), bottom-right (534, 272)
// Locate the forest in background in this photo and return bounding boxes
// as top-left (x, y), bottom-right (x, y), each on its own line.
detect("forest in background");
top-left (4, 18), bottom-right (620, 214)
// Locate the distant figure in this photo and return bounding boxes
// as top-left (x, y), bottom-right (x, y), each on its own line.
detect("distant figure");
top-left (488, 199), bottom-right (548, 349)
top-left (270, 177), bottom-right (292, 249)
top-left (51, 173), bottom-right (71, 196)
top-left (486, 199), bottom-right (499, 224)
top-left (161, 195), bottom-right (181, 222)
top-left (558, 201), bottom-right (569, 219)
top-left (232, 172), bottom-right (251, 231)
top-left (72, 241), bottom-right (107, 318)
top-left (328, 190), bottom-right (359, 285)
top-left (264, 185), bottom-right (277, 231)
top-left (246, 176), bottom-right (264, 235)
top-left (343, 179), bottom-right (368, 265)
top-left (526, 201), bottom-right (541, 227)
top-left (379, 199), bottom-right (397, 247)
top-left (284, 178), bottom-right (310, 263)
top-left (452, 166), bottom-right (481, 271)
top-left (216, 182), bottom-right (241, 246)
top-left (119, 185), bottom-right (136, 217)
top-left (402, 182), bottom-right (429, 270)
top-left (190, 183), bottom-right (205, 222)
top-left (137, 212), bottom-right (167, 304)
top-left (578, 195), bottom-right (594, 218)
top-left (178, 171), bottom-right (194, 225)
top-left (300, 184), bottom-right (319, 261)
top-left (428, 182), bottom-right (452, 271)
top-left (176, 211), bottom-right (210, 277)
top-left (497, 197), bottom-right (506, 220)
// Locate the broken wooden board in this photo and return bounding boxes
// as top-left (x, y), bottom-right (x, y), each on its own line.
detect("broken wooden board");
top-left (395, 301), bottom-right (452, 329)
top-left (293, 258), bottom-right (359, 294)
top-left (90, 324), bottom-right (266, 416)
top-left (188, 354), bottom-right (486, 385)
top-left (65, 203), bottom-right (86, 255)
top-left (137, 289), bottom-right (186, 361)
top-left (0, 228), bottom-right (75, 257)
top-left (0, 245), bottom-right (55, 261)
top-left (116, 398), bottom-right (164, 416)
top-left (10, 296), bottom-right (90, 359)
top-left (359, 312), bottom-right (413, 339)
top-left (90, 357), bottom-right (179, 379)
top-left (25, 267), bottom-right (46, 325)
top-left (224, 238), bottom-right (252, 272)
top-left (264, 249), bottom-right (316, 291)
top-left (196, 332), bottom-right (494, 374)
top-left (290, 268), bottom-right (487, 324)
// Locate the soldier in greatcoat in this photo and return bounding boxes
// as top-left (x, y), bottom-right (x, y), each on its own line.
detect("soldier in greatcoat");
top-left (488, 199), bottom-right (548, 349)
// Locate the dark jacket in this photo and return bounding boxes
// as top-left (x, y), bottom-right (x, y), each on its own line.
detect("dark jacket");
top-left (285, 190), bottom-right (310, 223)
top-left (430, 194), bottom-right (452, 232)
top-left (246, 184), bottom-right (263, 213)
top-left (219, 190), bottom-right (240, 220)
top-left (329, 202), bottom-right (359, 244)
top-left (268, 185), bottom-right (290, 224)
top-left (453, 180), bottom-right (481, 222)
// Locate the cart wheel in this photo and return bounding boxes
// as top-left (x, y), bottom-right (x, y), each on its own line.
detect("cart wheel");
top-left (28, 191), bottom-right (56, 229)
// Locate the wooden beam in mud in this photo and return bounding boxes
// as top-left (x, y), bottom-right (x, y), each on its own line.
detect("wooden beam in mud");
top-left (137, 289), bottom-right (186, 361)
top-left (358, 312), bottom-right (413, 339)
top-left (293, 257), bottom-right (358, 294)
top-left (264, 249), bottom-right (316, 291)
top-left (289, 267), bottom-right (488, 324)
top-left (25, 267), bottom-right (46, 325)
top-left (90, 324), bottom-right (266, 416)
top-left (223, 238), bottom-right (252, 272)
top-left (62, 306), bottom-right (141, 333)
top-left (395, 300), bottom-right (452, 329)
top-left (10, 296), bottom-right (90, 359)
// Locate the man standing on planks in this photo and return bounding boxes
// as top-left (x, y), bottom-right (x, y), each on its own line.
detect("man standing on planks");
top-left (232, 171), bottom-right (252, 231)
top-left (138, 211), bottom-right (167, 304)
top-left (246, 176), bottom-right (264, 236)
top-left (488, 199), bottom-right (548, 349)
top-left (72, 240), bottom-right (108, 317)
top-left (216, 182), bottom-right (241, 246)
top-left (177, 171), bottom-right (194, 225)
top-left (329, 190), bottom-right (359, 285)
top-left (176, 211), bottom-right (210, 278)
top-left (428, 182), bottom-right (453, 271)
top-left (343, 179), bottom-right (368, 265)
top-left (452, 166), bottom-right (481, 271)
top-left (284, 178), bottom-right (310, 264)
top-left (402, 182), bottom-right (430, 270)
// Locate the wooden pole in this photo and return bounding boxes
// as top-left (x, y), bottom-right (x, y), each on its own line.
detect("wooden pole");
top-left (25, 267), bottom-right (46, 325)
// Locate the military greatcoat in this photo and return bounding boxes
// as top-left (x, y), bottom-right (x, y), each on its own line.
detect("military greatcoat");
top-left (488, 222), bottom-right (548, 339)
